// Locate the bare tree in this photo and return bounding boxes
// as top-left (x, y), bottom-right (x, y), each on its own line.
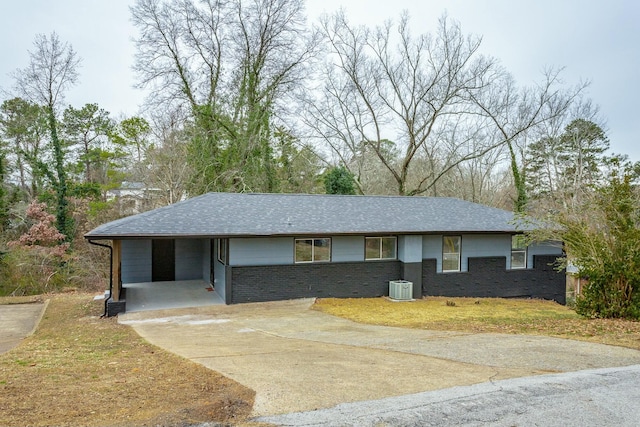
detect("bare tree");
top-left (305, 13), bottom-right (502, 196)
top-left (145, 129), bottom-right (190, 205)
top-left (131, 0), bottom-right (318, 194)
top-left (468, 67), bottom-right (587, 211)
top-left (441, 136), bottom-right (508, 206)
top-left (12, 32), bottom-right (81, 238)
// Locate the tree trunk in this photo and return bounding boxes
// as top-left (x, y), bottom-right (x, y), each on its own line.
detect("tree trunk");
top-left (47, 107), bottom-right (70, 240)
top-left (507, 141), bottom-right (527, 213)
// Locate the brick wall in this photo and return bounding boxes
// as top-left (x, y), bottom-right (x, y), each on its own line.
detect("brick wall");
top-left (230, 261), bottom-right (401, 303)
top-left (422, 255), bottom-right (566, 304)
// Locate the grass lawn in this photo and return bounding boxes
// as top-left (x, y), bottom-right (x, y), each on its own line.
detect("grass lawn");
top-left (0, 293), bottom-right (254, 427)
top-left (314, 297), bottom-right (640, 350)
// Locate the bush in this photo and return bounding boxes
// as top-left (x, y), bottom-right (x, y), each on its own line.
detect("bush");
top-left (0, 200), bottom-right (107, 296)
top-left (0, 247), bottom-right (71, 296)
top-left (561, 171), bottom-right (640, 319)
top-left (0, 245), bottom-right (106, 297)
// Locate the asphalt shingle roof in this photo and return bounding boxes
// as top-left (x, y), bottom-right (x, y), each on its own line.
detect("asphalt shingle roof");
top-left (84, 192), bottom-right (529, 239)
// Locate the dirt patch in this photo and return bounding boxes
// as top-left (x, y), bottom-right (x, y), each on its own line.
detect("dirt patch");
top-left (0, 293), bottom-right (254, 426)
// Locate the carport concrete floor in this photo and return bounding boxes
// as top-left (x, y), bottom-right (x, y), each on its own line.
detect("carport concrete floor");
top-left (119, 299), bottom-right (640, 417)
top-left (123, 280), bottom-right (224, 312)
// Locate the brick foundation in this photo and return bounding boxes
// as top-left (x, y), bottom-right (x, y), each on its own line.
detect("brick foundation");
top-left (422, 255), bottom-right (566, 304)
top-left (230, 261), bottom-right (401, 303)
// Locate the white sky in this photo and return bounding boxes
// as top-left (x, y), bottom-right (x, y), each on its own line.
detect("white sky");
top-left (1, 0), bottom-right (638, 161)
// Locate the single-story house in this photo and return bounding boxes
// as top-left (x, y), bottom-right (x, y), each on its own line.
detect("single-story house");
top-left (84, 192), bottom-right (566, 316)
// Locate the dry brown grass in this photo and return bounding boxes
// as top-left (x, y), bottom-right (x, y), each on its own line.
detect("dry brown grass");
top-left (314, 297), bottom-right (640, 350)
top-left (0, 293), bottom-right (254, 427)
top-left (0, 295), bottom-right (44, 305)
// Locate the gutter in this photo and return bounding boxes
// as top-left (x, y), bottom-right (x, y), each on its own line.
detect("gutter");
top-left (83, 230), bottom-right (524, 240)
top-left (88, 240), bottom-right (113, 318)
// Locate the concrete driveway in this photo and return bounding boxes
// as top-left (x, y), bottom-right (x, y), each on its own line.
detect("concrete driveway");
top-left (259, 365), bottom-right (640, 426)
top-left (0, 302), bottom-right (46, 354)
top-left (119, 299), bottom-right (640, 417)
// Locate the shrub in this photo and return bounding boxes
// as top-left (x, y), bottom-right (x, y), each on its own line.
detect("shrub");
top-left (0, 201), bottom-right (71, 296)
top-left (0, 246), bottom-right (73, 296)
top-left (560, 170), bottom-right (640, 319)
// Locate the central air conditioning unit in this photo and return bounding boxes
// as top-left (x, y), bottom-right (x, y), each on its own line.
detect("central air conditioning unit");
top-left (389, 280), bottom-right (413, 301)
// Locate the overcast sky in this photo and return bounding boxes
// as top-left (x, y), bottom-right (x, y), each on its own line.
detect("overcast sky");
top-left (1, 0), bottom-right (638, 161)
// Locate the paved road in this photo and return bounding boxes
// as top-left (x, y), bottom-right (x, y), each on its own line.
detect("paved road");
top-left (120, 299), bottom-right (640, 418)
top-left (0, 302), bottom-right (46, 354)
top-left (257, 364), bottom-right (640, 426)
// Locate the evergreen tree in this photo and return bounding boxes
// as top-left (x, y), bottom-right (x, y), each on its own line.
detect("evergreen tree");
top-left (324, 166), bottom-right (356, 195)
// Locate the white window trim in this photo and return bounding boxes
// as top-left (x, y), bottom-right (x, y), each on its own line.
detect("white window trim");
top-left (511, 250), bottom-right (527, 269)
top-left (442, 236), bottom-right (461, 273)
top-left (295, 238), bottom-right (331, 263)
top-left (365, 236), bottom-right (397, 260)
top-left (511, 235), bottom-right (528, 269)
top-left (217, 238), bottom-right (228, 265)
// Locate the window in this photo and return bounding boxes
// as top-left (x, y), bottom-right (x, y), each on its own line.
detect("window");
top-left (217, 238), bottom-right (228, 265)
top-left (295, 238), bottom-right (331, 263)
top-left (365, 236), bottom-right (397, 260)
top-left (442, 236), bottom-right (461, 272)
top-left (511, 235), bottom-right (527, 269)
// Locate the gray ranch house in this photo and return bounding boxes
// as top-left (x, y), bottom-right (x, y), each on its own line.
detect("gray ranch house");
top-left (84, 192), bottom-right (565, 316)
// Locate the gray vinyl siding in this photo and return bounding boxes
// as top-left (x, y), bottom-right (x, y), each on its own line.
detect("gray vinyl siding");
top-left (202, 239), bottom-right (211, 282)
top-left (398, 235), bottom-right (422, 263)
top-left (229, 237), bottom-right (293, 266)
top-left (462, 234), bottom-right (511, 271)
top-left (175, 239), bottom-right (204, 280)
top-left (332, 236), bottom-right (365, 262)
top-left (213, 239), bottom-right (227, 302)
top-left (121, 239), bottom-right (152, 283)
top-left (422, 235), bottom-right (442, 271)
top-left (423, 234), bottom-right (512, 273)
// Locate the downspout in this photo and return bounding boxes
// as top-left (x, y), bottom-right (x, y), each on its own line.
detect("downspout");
top-left (88, 239), bottom-right (113, 318)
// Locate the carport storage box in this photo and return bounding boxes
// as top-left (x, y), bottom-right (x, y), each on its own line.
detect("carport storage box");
top-left (389, 280), bottom-right (413, 301)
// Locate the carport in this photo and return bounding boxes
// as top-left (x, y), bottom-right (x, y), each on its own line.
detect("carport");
top-left (123, 280), bottom-right (224, 313)
top-left (87, 237), bottom-right (223, 316)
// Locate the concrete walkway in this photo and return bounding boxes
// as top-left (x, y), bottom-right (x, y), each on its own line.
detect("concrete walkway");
top-left (0, 302), bottom-right (46, 354)
top-left (119, 299), bottom-right (640, 417)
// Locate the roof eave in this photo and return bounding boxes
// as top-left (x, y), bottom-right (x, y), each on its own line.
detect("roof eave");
top-left (84, 229), bottom-right (524, 240)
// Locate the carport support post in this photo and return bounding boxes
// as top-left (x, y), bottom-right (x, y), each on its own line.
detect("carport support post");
top-left (112, 239), bottom-right (122, 301)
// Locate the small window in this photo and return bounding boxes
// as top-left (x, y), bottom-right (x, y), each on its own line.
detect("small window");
top-left (217, 238), bottom-right (228, 265)
top-left (442, 236), bottom-right (461, 272)
top-left (295, 238), bottom-right (331, 263)
top-left (511, 235), bottom-right (527, 269)
top-left (365, 236), bottom-right (397, 260)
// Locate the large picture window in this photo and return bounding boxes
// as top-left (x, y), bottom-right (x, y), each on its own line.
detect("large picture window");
top-left (442, 236), bottom-right (461, 272)
top-left (511, 235), bottom-right (527, 269)
top-left (365, 236), bottom-right (397, 260)
top-left (295, 238), bottom-right (331, 263)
